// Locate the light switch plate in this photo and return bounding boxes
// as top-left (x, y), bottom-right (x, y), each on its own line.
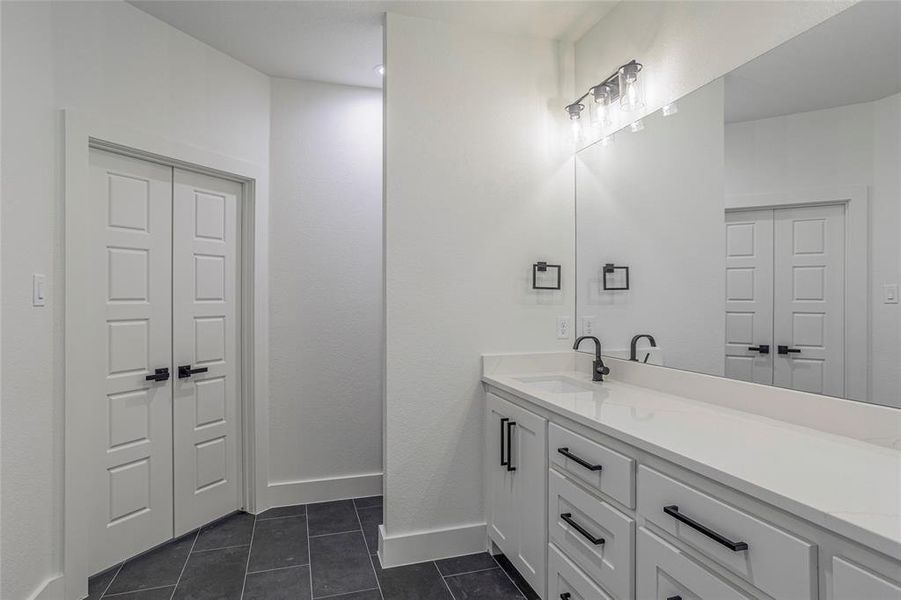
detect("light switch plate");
top-left (33, 273), bottom-right (46, 307)
top-left (557, 316), bottom-right (571, 339)
top-left (885, 283), bottom-right (898, 304)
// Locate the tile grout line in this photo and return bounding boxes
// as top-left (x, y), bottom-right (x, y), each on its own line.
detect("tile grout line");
top-left (434, 562), bottom-right (458, 600)
top-left (314, 588), bottom-right (380, 600)
top-left (490, 554), bottom-right (529, 600)
top-left (245, 563), bottom-right (309, 576)
top-left (309, 528), bottom-right (362, 539)
top-left (167, 530), bottom-right (199, 600)
top-left (305, 505), bottom-right (315, 600)
top-left (98, 563), bottom-right (123, 598)
top-left (104, 583), bottom-right (175, 598)
top-left (191, 543), bottom-right (251, 553)
top-left (442, 566), bottom-right (504, 578)
top-left (256, 512), bottom-right (307, 522)
top-left (354, 497), bottom-right (384, 600)
top-left (238, 513), bottom-right (258, 600)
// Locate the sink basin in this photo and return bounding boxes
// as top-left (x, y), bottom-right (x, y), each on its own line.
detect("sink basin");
top-left (513, 375), bottom-right (595, 394)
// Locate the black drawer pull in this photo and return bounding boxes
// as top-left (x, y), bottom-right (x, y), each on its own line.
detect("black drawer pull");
top-left (557, 447), bottom-right (602, 471)
top-left (506, 421), bottom-right (516, 472)
top-left (178, 364), bottom-right (209, 379)
top-left (664, 505), bottom-right (748, 551)
top-left (560, 594), bottom-right (572, 600)
top-left (560, 513), bottom-right (604, 545)
top-left (500, 418), bottom-right (509, 466)
top-left (667, 596), bottom-right (682, 600)
top-left (145, 367), bottom-right (170, 382)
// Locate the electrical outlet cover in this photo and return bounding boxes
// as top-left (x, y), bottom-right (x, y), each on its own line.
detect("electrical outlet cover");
top-left (557, 316), bottom-right (571, 339)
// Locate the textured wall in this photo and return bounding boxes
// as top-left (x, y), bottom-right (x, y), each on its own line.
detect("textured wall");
top-left (383, 12), bottom-right (575, 541)
top-left (268, 77), bottom-right (383, 488)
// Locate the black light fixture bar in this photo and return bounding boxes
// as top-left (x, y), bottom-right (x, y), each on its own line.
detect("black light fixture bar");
top-left (564, 59), bottom-right (641, 116)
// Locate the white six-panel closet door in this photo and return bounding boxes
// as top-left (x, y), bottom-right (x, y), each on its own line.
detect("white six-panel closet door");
top-left (172, 168), bottom-right (241, 536)
top-left (724, 209), bottom-right (775, 385)
top-left (773, 204), bottom-right (845, 397)
top-left (86, 149), bottom-right (174, 574)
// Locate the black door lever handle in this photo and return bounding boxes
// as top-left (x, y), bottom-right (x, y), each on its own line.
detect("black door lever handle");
top-left (178, 365), bottom-right (209, 378)
top-left (145, 368), bottom-right (170, 382)
top-left (748, 344), bottom-right (769, 354)
top-left (777, 345), bottom-right (801, 355)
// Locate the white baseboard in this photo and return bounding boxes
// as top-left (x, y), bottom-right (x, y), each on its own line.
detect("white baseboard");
top-left (265, 472), bottom-right (383, 509)
top-left (28, 574), bottom-right (64, 600)
top-left (377, 522), bottom-right (487, 568)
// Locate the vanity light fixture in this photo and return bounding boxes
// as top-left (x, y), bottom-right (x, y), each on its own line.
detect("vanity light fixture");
top-left (564, 59), bottom-right (642, 140)
top-left (662, 102), bottom-right (679, 117)
top-left (374, 64), bottom-right (385, 76)
top-left (629, 119), bottom-right (644, 133)
top-left (565, 102), bottom-right (585, 141)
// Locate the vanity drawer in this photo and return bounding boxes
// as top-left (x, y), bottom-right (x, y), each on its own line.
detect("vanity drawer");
top-left (637, 527), bottom-right (754, 600)
top-left (637, 466), bottom-right (816, 600)
top-left (548, 543), bottom-right (614, 600)
top-left (549, 469), bottom-right (634, 600)
top-left (832, 556), bottom-right (901, 600)
top-left (549, 423), bottom-right (635, 508)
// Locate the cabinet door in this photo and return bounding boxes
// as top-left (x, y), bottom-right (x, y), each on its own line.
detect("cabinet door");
top-left (508, 399), bottom-right (548, 598)
top-left (833, 557), bottom-right (901, 600)
top-left (486, 393), bottom-right (517, 551)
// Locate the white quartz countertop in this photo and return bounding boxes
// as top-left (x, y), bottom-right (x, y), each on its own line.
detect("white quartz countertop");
top-left (482, 367), bottom-right (901, 559)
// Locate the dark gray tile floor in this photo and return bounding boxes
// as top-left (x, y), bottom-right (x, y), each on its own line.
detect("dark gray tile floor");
top-left (87, 496), bottom-right (538, 600)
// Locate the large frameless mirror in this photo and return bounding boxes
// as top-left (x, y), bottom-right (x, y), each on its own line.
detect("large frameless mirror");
top-left (575, 0), bottom-right (900, 408)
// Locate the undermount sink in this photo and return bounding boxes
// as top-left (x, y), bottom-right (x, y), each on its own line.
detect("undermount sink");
top-left (513, 375), bottom-right (596, 394)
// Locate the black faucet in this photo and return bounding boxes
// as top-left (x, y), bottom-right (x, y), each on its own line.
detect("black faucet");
top-left (630, 334), bottom-right (657, 362)
top-left (573, 336), bottom-right (610, 382)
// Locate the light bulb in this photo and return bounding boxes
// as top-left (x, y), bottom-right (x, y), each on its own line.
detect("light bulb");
top-left (374, 64), bottom-right (385, 76)
top-left (571, 119), bottom-right (583, 141)
top-left (590, 84), bottom-right (613, 128)
top-left (662, 102), bottom-right (678, 117)
top-left (629, 119), bottom-right (644, 133)
top-left (618, 62), bottom-right (644, 112)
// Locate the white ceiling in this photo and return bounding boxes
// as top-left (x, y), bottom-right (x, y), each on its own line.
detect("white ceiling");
top-left (129, 0), bottom-right (617, 89)
top-left (725, 0), bottom-right (901, 123)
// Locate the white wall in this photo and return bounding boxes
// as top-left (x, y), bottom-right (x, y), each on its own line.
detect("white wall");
top-left (725, 95), bottom-right (901, 407)
top-left (1, 2), bottom-right (270, 598)
top-left (383, 12), bottom-right (575, 561)
top-left (268, 78), bottom-right (383, 502)
top-left (576, 79), bottom-right (726, 376)
top-left (574, 1), bottom-right (854, 146)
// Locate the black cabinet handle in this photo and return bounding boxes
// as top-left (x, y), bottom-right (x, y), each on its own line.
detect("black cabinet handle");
top-left (777, 345), bottom-right (801, 355)
top-left (506, 421), bottom-right (516, 471)
top-left (178, 364), bottom-right (209, 379)
top-left (664, 505), bottom-right (748, 551)
top-left (560, 513), bottom-right (604, 545)
top-left (557, 447), bottom-right (602, 472)
top-left (500, 418), bottom-right (509, 466)
top-left (145, 368), bottom-right (170, 382)
top-left (747, 345), bottom-right (769, 354)
top-left (560, 594), bottom-right (572, 600)
top-left (667, 596), bottom-right (682, 600)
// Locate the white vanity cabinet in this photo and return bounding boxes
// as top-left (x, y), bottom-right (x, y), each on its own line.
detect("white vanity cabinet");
top-left (483, 382), bottom-right (901, 600)
top-left (485, 392), bottom-right (548, 596)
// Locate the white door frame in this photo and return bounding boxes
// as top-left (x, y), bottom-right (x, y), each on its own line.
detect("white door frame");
top-left (725, 185), bottom-right (868, 402)
top-left (63, 110), bottom-right (270, 600)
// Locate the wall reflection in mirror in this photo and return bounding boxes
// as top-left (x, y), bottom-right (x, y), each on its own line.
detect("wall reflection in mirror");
top-left (575, 1), bottom-right (900, 408)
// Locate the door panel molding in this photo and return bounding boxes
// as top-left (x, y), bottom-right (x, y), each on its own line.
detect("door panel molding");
top-left (726, 185), bottom-right (868, 402)
top-left (64, 110), bottom-right (269, 600)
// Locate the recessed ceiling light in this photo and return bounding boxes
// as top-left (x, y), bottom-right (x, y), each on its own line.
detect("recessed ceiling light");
top-left (375, 64), bottom-right (385, 76)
